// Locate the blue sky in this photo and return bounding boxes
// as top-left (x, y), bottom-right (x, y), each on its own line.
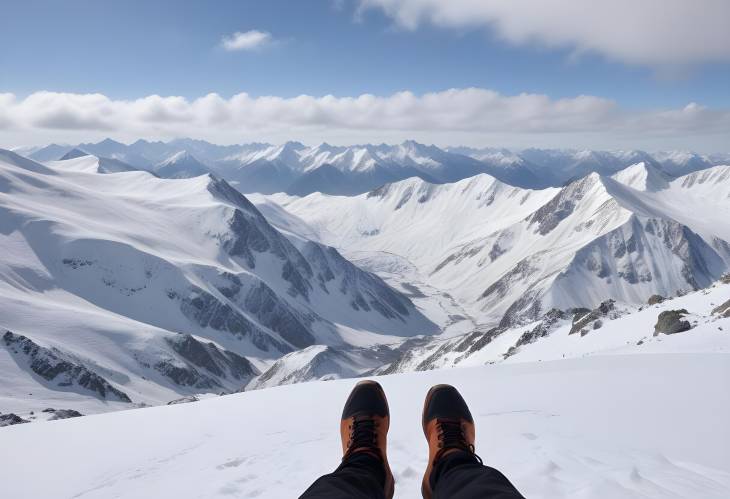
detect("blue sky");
top-left (1, 0), bottom-right (729, 150)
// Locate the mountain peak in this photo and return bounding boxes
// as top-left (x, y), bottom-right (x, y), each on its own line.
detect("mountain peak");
top-left (611, 161), bottom-right (669, 192)
top-left (153, 150), bottom-right (209, 178)
top-left (282, 141), bottom-right (306, 150)
top-left (162, 150), bottom-right (196, 163)
top-left (97, 138), bottom-right (126, 147)
top-left (59, 148), bottom-right (90, 160)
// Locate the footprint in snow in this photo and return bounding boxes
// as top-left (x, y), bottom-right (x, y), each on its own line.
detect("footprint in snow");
top-left (217, 457), bottom-right (249, 470)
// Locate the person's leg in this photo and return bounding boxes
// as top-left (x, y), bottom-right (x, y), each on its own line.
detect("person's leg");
top-left (299, 380), bottom-right (395, 499)
top-left (300, 452), bottom-right (385, 499)
top-left (430, 450), bottom-right (523, 499)
top-left (421, 384), bottom-right (524, 499)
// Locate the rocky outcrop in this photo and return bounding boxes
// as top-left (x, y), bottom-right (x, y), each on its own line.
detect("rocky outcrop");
top-left (654, 310), bottom-right (692, 335)
top-left (48, 409), bottom-right (84, 421)
top-left (171, 286), bottom-right (294, 353)
top-left (166, 334), bottom-right (258, 382)
top-left (3, 331), bottom-right (131, 403)
top-left (528, 174), bottom-right (596, 235)
top-left (167, 396), bottom-right (199, 405)
top-left (0, 413), bottom-right (29, 427)
top-left (648, 294), bottom-right (665, 305)
top-left (212, 272), bottom-right (315, 349)
top-left (374, 327), bottom-right (507, 375)
top-left (712, 299), bottom-right (730, 318)
top-left (209, 177), bottom-right (315, 299)
top-left (505, 309), bottom-right (566, 357)
top-left (150, 359), bottom-right (221, 390)
top-left (135, 334), bottom-right (260, 392)
top-left (569, 300), bottom-right (616, 336)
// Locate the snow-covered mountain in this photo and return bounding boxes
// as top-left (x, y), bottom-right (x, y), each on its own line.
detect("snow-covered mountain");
top-left (0, 148), bottom-right (436, 410)
top-left (652, 150), bottom-right (715, 176)
top-left (153, 150), bottom-right (209, 178)
top-left (18, 138), bottom-right (726, 195)
top-left (265, 162), bottom-right (730, 326)
top-left (49, 150), bottom-right (140, 174)
top-left (516, 148), bottom-right (661, 186)
top-left (218, 140), bottom-right (491, 195)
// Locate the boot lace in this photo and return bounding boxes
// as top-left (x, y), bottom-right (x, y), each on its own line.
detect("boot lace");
top-left (343, 415), bottom-right (381, 460)
top-left (434, 419), bottom-right (483, 464)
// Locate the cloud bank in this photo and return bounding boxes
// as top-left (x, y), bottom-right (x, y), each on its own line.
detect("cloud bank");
top-left (221, 30), bottom-right (272, 51)
top-left (358, 0), bottom-right (730, 66)
top-left (1, 89), bottom-right (728, 150)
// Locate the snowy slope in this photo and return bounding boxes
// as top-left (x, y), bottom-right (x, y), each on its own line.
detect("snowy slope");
top-left (611, 161), bottom-right (670, 191)
top-left (267, 168), bottom-right (730, 325)
top-left (47, 153), bottom-right (140, 174)
top-left (265, 174), bottom-right (559, 269)
top-left (376, 278), bottom-right (730, 374)
top-left (0, 149), bottom-right (435, 410)
top-left (242, 278), bottom-right (730, 386)
top-left (1, 352), bottom-right (728, 499)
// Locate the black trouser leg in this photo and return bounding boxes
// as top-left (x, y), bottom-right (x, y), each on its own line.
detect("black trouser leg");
top-left (300, 452), bottom-right (386, 499)
top-left (431, 451), bottom-right (524, 499)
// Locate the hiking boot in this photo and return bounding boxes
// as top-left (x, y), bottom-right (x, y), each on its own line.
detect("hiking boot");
top-left (421, 384), bottom-right (481, 499)
top-left (340, 380), bottom-right (395, 499)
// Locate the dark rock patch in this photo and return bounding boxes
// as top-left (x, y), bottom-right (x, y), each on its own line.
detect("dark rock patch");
top-left (48, 409), bottom-right (84, 421)
top-left (167, 396), bottom-right (199, 405)
top-left (505, 309), bottom-right (565, 358)
top-left (711, 299), bottom-right (730, 318)
top-left (166, 334), bottom-right (259, 382)
top-left (647, 294), bottom-right (665, 305)
top-left (3, 331), bottom-right (131, 403)
top-left (654, 309), bottom-right (692, 335)
top-left (0, 413), bottom-right (29, 427)
top-left (569, 300), bottom-right (615, 335)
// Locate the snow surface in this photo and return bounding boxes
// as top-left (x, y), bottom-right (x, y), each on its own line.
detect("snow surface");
top-left (1, 353), bottom-right (728, 499)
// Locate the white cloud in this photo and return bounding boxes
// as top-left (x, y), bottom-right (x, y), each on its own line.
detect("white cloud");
top-left (358, 0), bottom-right (730, 66)
top-left (220, 30), bottom-right (272, 51)
top-left (0, 89), bottom-right (728, 150)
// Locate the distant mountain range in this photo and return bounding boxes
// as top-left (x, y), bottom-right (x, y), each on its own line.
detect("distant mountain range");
top-left (13, 138), bottom-right (730, 195)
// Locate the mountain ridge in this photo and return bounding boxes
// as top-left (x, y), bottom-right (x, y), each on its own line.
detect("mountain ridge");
top-left (17, 138), bottom-right (729, 195)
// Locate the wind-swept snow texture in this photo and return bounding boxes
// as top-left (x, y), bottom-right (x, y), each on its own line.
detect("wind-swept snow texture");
top-left (0, 354), bottom-right (728, 498)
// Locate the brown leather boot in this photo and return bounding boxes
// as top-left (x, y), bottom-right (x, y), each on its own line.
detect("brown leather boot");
top-left (421, 384), bottom-right (480, 499)
top-left (340, 380), bottom-right (395, 499)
